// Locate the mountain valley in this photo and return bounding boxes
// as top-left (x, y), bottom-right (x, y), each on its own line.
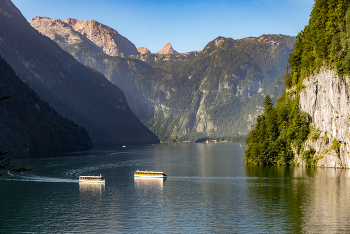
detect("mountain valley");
top-left (30, 15), bottom-right (295, 141)
top-left (0, 0), bottom-right (159, 148)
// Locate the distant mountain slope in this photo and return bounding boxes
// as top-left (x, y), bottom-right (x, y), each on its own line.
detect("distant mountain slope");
top-left (0, 0), bottom-right (159, 146)
top-left (0, 55), bottom-right (92, 155)
top-left (31, 15), bottom-right (295, 142)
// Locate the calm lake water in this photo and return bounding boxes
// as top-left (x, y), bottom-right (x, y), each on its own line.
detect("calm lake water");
top-left (1, 142), bottom-right (350, 233)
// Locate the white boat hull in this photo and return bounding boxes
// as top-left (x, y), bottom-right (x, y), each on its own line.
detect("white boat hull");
top-left (134, 175), bottom-right (167, 178)
top-left (79, 180), bottom-right (105, 183)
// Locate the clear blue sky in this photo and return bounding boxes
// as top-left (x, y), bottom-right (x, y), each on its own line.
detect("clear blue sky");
top-left (12, 0), bottom-right (314, 53)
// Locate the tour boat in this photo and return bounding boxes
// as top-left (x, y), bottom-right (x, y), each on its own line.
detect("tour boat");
top-left (134, 170), bottom-right (167, 178)
top-left (79, 174), bottom-right (105, 183)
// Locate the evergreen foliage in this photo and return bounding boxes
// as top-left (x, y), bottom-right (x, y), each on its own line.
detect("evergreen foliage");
top-left (287, 0), bottom-right (350, 89)
top-left (0, 56), bottom-right (92, 155)
top-left (245, 94), bottom-right (310, 165)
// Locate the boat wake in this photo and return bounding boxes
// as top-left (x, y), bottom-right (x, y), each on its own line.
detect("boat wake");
top-left (2, 174), bottom-right (78, 183)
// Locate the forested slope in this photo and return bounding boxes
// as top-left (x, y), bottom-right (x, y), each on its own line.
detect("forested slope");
top-left (0, 56), bottom-right (92, 155)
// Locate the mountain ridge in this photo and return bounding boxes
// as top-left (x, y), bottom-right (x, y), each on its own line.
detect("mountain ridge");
top-left (30, 16), bottom-right (139, 57)
top-left (0, 0), bottom-right (159, 146)
top-left (29, 15), bottom-right (294, 142)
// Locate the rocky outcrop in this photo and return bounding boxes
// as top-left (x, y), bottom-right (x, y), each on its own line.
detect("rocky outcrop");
top-left (129, 50), bottom-right (200, 63)
top-left (137, 47), bottom-right (151, 54)
top-left (157, 42), bottom-right (179, 54)
top-left (298, 69), bottom-right (350, 168)
top-left (30, 16), bottom-right (139, 57)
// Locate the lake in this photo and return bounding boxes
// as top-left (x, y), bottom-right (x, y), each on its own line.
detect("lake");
top-left (1, 142), bottom-right (350, 233)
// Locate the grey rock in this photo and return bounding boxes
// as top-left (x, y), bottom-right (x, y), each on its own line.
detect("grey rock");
top-left (299, 69), bottom-right (350, 167)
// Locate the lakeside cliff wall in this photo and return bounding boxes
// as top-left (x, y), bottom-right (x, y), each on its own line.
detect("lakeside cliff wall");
top-left (298, 69), bottom-right (350, 168)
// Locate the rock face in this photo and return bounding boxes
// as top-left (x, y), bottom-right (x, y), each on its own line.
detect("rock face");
top-left (157, 43), bottom-right (179, 54)
top-left (137, 47), bottom-right (151, 54)
top-left (30, 16), bottom-right (139, 57)
top-left (299, 69), bottom-right (350, 168)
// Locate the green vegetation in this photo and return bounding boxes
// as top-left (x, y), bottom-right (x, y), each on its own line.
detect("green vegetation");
top-left (301, 148), bottom-right (318, 167)
top-left (331, 139), bottom-right (341, 158)
top-left (286, 0), bottom-right (350, 89)
top-left (309, 126), bottom-right (320, 141)
top-left (245, 94), bottom-right (310, 165)
top-left (0, 56), bottom-right (92, 155)
top-left (245, 1), bottom-right (350, 166)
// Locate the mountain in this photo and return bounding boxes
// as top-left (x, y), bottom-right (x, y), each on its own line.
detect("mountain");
top-left (130, 50), bottom-right (200, 63)
top-left (30, 16), bottom-right (139, 57)
top-left (0, 0), bottom-right (159, 146)
top-left (137, 47), bottom-right (151, 54)
top-left (245, 0), bottom-right (350, 168)
top-left (30, 16), bottom-right (295, 142)
top-left (0, 55), bottom-right (92, 155)
top-left (157, 43), bottom-right (179, 54)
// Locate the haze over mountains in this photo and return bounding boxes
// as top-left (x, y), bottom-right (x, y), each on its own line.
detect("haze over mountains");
top-left (0, 0), bottom-right (159, 148)
top-left (30, 16), bottom-right (295, 141)
top-left (0, 56), bottom-right (92, 154)
top-left (0, 0), bottom-right (297, 154)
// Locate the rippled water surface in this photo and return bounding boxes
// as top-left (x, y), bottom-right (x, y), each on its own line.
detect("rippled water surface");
top-left (1, 143), bottom-right (350, 233)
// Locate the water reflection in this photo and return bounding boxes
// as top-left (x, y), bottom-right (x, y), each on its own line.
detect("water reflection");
top-left (79, 182), bottom-right (105, 194)
top-left (246, 165), bottom-right (350, 232)
top-left (134, 177), bottom-right (166, 189)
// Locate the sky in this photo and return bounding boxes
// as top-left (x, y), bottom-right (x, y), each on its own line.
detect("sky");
top-left (11, 0), bottom-right (314, 54)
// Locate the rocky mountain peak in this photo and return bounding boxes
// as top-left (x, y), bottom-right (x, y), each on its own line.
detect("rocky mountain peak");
top-left (64, 18), bottom-right (78, 25)
top-left (214, 36), bottom-right (225, 47)
top-left (157, 42), bottom-right (179, 54)
top-left (32, 16), bottom-right (51, 21)
top-left (30, 16), bottom-right (139, 57)
top-left (137, 47), bottom-right (151, 54)
top-left (202, 36), bottom-right (227, 54)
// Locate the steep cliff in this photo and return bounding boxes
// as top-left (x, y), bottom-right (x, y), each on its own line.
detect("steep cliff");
top-left (290, 0), bottom-right (350, 168)
top-left (245, 0), bottom-right (350, 168)
top-left (298, 70), bottom-right (350, 168)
